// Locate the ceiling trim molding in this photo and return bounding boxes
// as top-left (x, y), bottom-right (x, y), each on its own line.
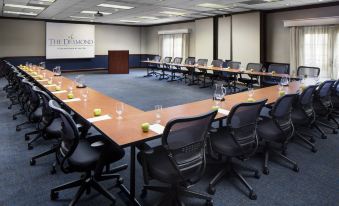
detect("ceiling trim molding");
top-left (264, 1), bottom-right (339, 14)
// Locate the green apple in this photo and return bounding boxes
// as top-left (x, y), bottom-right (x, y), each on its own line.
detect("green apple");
top-left (93, 108), bottom-right (102, 116)
top-left (272, 71), bottom-right (276, 75)
top-left (211, 106), bottom-right (219, 111)
top-left (247, 98), bottom-right (256, 102)
top-left (141, 122), bottom-right (150, 132)
top-left (250, 69), bottom-right (254, 72)
top-left (47, 80), bottom-right (53, 85)
top-left (55, 86), bottom-right (61, 91)
top-left (32, 72), bottom-right (38, 76)
top-left (279, 90), bottom-right (286, 97)
top-left (38, 75), bottom-right (44, 80)
top-left (67, 92), bottom-right (74, 99)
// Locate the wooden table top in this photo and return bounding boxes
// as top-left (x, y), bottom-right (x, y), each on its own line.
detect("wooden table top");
top-left (19, 65), bottom-right (301, 147)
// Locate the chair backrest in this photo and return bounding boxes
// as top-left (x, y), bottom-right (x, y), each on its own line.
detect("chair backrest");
top-left (211, 59), bottom-right (224, 67)
top-left (154, 55), bottom-right (161, 62)
top-left (185, 57), bottom-right (195, 65)
top-left (297, 85), bottom-right (318, 120)
top-left (161, 110), bottom-right (217, 181)
top-left (23, 80), bottom-right (40, 113)
top-left (315, 80), bottom-right (335, 110)
top-left (271, 94), bottom-right (297, 140)
top-left (227, 61), bottom-right (241, 69)
top-left (49, 100), bottom-right (80, 173)
top-left (226, 100), bottom-right (267, 157)
top-left (297, 66), bottom-right (320, 78)
top-left (267, 64), bottom-right (289, 74)
top-left (247, 63), bottom-right (262, 72)
top-left (197, 59), bottom-right (208, 66)
top-left (33, 86), bottom-right (56, 129)
top-left (163, 57), bottom-right (172, 63)
top-left (173, 57), bottom-right (183, 64)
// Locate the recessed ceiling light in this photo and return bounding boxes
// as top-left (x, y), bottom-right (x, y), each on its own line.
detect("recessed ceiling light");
top-left (138, 16), bottom-right (159, 20)
top-left (4, 11), bottom-right (38, 16)
top-left (97, 3), bottom-right (134, 10)
top-left (70, 16), bottom-right (93, 19)
top-left (81, 10), bottom-right (112, 15)
top-left (5, 4), bottom-right (45, 10)
top-left (160, 11), bottom-right (186, 16)
top-left (120, 20), bottom-right (140, 23)
top-left (39, 0), bottom-right (55, 2)
top-left (197, 3), bottom-right (228, 9)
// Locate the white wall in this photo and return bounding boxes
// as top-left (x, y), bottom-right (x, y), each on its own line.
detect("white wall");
top-left (266, 5), bottom-right (339, 63)
top-left (232, 12), bottom-right (261, 67)
top-left (195, 18), bottom-right (214, 63)
top-left (0, 19), bottom-right (141, 57)
top-left (218, 16), bottom-right (231, 60)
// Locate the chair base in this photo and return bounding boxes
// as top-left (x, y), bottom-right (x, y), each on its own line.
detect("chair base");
top-left (51, 165), bottom-right (127, 206)
top-left (141, 184), bottom-right (213, 206)
top-left (263, 144), bottom-right (299, 175)
top-left (294, 131), bottom-right (317, 153)
top-left (208, 159), bottom-right (259, 200)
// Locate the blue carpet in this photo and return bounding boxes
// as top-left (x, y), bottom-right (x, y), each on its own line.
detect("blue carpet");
top-left (0, 68), bottom-right (338, 206)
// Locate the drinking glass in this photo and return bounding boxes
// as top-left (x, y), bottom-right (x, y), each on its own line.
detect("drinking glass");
top-left (42, 71), bottom-right (46, 79)
top-left (81, 89), bottom-right (89, 102)
top-left (262, 68), bottom-right (266, 73)
top-left (39, 62), bottom-right (46, 70)
top-left (57, 81), bottom-right (62, 88)
top-left (278, 82), bottom-right (284, 92)
top-left (214, 84), bottom-right (226, 106)
top-left (49, 77), bottom-right (53, 84)
top-left (154, 105), bottom-right (162, 123)
top-left (248, 87), bottom-right (254, 98)
top-left (116, 103), bottom-right (124, 120)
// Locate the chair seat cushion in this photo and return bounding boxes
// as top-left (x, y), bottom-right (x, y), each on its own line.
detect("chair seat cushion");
top-left (68, 139), bottom-right (101, 172)
top-left (45, 118), bottom-right (62, 139)
top-left (210, 128), bottom-right (244, 156)
top-left (141, 146), bottom-right (200, 184)
top-left (31, 107), bottom-right (42, 121)
top-left (291, 108), bottom-right (309, 125)
top-left (257, 119), bottom-right (285, 143)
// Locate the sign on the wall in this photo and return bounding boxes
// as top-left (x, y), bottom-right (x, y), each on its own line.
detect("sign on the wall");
top-left (46, 22), bottom-right (95, 59)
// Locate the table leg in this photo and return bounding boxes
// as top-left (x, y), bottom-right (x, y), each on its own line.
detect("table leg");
top-left (129, 145), bottom-right (141, 206)
top-left (188, 68), bottom-right (198, 86)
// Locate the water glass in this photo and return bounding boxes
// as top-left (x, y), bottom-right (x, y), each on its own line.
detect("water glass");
top-left (116, 103), bottom-right (124, 119)
top-left (154, 105), bottom-right (162, 123)
top-left (81, 89), bottom-right (89, 102)
top-left (248, 87), bottom-right (254, 98)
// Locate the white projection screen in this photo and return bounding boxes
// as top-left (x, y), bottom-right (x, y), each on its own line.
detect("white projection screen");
top-left (46, 22), bottom-right (95, 59)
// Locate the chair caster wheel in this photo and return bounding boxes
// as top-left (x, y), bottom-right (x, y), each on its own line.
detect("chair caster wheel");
top-left (30, 159), bottom-right (36, 166)
top-left (206, 199), bottom-right (213, 206)
top-left (333, 130), bottom-right (337, 134)
top-left (116, 177), bottom-right (124, 185)
top-left (321, 134), bottom-right (327, 139)
top-left (254, 171), bottom-right (261, 179)
top-left (140, 189), bottom-right (147, 199)
top-left (16, 127), bottom-right (21, 132)
top-left (263, 167), bottom-right (269, 175)
top-left (50, 167), bottom-right (56, 175)
top-left (293, 165), bottom-right (299, 172)
top-left (249, 191), bottom-right (257, 200)
top-left (50, 191), bottom-right (59, 200)
top-left (311, 148), bottom-right (317, 153)
top-left (207, 186), bottom-right (216, 195)
top-left (28, 144), bottom-right (33, 150)
top-left (25, 135), bottom-right (30, 141)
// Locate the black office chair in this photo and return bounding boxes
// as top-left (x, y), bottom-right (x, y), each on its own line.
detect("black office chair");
top-left (332, 80), bottom-right (339, 116)
top-left (48, 100), bottom-right (128, 206)
top-left (168, 57), bottom-right (183, 82)
top-left (194, 59), bottom-right (208, 85)
top-left (220, 61), bottom-right (241, 93)
top-left (178, 57), bottom-right (195, 84)
top-left (262, 64), bottom-right (289, 87)
top-left (257, 94), bottom-right (299, 175)
top-left (201, 59), bottom-right (223, 88)
top-left (138, 110), bottom-right (217, 206)
top-left (145, 55), bottom-right (161, 77)
top-left (208, 100), bottom-right (267, 200)
top-left (297, 66), bottom-right (320, 78)
top-left (313, 80), bottom-right (338, 138)
top-left (159, 56), bottom-right (172, 80)
top-left (291, 85), bottom-right (318, 153)
top-left (238, 63), bottom-right (263, 87)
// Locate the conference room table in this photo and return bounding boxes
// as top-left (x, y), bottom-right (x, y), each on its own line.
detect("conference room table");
top-left (18, 65), bottom-right (302, 206)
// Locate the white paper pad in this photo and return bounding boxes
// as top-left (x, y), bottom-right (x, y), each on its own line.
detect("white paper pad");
top-left (31, 75), bottom-right (38, 78)
top-left (87, 115), bottom-right (112, 123)
top-left (44, 84), bottom-right (57, 87)
top-left (52, 90), bottom-right (67, 94)
top-left (37, 79), bottom-right (48, 82)
top-left (63, 98), bottom-right (81, 103)
top-left (149, 124), bottom-right (165, 134)
top-left (218, 108), bottom-right (230, 116)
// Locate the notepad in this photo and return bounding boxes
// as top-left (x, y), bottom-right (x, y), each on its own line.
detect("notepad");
top-left (63, 98), bottom-right (81, 103)
top-left (149, 124), bottom-right (165, 134)
top-left (218, 108), bottom-right (230, 116)
top-left (37, 79), bottom-right (48, 82)
top-left (52, 90), bottom-right (67, 94)
top-left (87, 115), bottom-right (112, 123)
top-left (44, 84), bottom-right (57, 87)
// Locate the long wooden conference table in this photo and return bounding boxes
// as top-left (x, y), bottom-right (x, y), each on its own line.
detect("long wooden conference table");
top-left (18, 64), bottom-right (302, 206)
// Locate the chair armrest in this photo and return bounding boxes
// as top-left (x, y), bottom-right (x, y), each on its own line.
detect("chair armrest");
top-left (90, 141), bottom-right (105, 148)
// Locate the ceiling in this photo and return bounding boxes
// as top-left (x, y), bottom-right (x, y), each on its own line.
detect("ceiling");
top-left (0, 0), bottom-right (338, 26)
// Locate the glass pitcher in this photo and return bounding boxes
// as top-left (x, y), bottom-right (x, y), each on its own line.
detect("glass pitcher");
top-left (214, 84), bottom-right (227, 103)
